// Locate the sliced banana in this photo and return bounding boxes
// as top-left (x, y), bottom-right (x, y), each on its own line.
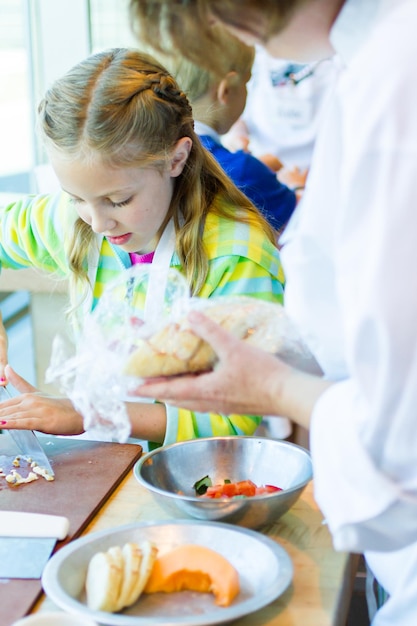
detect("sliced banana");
top-left (127, 539), bottom-right (158, 607)
top-left (115, 542), bottom-right (143, 611)
top-left (85, 540), bottom-right (158, 613)
top-left (85, 549), bottom-right (123, 612)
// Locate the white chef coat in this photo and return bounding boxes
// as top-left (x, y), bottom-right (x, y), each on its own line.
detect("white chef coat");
top-left (241, 46), bottom-right (339, 169)
top-left (280, 0), bottom-right (417, 623)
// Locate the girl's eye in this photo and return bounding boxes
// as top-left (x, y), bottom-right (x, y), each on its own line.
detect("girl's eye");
top-left (111, 197), bottom-right (133, 208)
top-left (67, 195), bottom-right (132, 208)
top-left (68, 196), bottom-right (83, 205)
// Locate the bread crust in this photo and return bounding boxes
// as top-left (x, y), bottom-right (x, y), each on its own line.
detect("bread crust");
top-left (124, 297), bottom-right (282, 378)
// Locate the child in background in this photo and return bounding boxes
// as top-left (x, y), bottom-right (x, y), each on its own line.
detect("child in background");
top-left (0, 47), bottom-right (285, 447)
top-left (150, 27), bottom-right (297, 233)
top-left (223, 46), bottom-right (338, 186)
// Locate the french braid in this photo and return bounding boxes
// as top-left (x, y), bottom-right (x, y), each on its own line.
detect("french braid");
top-left (38, 48), bottom-right (276, 316)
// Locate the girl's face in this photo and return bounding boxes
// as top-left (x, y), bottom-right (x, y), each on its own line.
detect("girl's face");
top-left (50, 138), bottom-right (192, 254)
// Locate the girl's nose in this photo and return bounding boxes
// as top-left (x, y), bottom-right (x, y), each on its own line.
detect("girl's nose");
top-left (90, 211), bottom-right (117, 234)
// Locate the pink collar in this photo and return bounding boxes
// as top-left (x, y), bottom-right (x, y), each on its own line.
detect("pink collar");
top-left (129, 251), bottom-right (155, 265)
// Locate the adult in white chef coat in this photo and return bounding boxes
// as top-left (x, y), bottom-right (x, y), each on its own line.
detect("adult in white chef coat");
top-left (131, 0), bottom-right (417, 623)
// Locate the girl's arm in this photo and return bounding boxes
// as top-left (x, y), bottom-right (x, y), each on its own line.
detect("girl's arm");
top-left (0, 365), bottom-right (169, 443)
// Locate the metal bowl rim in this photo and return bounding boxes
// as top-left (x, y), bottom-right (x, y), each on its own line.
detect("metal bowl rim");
top-left (134, 436), bottom-right (313, 502)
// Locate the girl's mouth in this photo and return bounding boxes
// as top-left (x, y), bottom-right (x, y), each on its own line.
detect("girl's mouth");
top-left (106, 233), bottom-right (132, 246)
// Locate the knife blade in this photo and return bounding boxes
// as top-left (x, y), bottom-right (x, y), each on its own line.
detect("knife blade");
top-left (0, 511), bottom-right (69, 579)
top-left (0, 386), bottom-right (55, 477)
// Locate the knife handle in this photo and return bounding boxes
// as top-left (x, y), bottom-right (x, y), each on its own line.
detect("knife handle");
top-left (0, 511), bottom-right (69, 539)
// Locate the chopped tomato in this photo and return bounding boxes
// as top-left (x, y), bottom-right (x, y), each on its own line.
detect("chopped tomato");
top-left (194, 475), bottom-right (283, 499)
top-left (202, 479), bottom-right (259, 499)
top-left (204, 483), bottom-right (234, 498)
top-left (234, 480), bottom-right (257, 497)
top-left (218, 482), bottom-right (239, 497)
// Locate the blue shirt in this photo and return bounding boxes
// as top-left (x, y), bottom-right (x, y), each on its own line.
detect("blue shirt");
top-left (197, 129), bottom-right (297, 230)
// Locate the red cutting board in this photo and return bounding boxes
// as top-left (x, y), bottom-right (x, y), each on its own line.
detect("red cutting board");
top-left (0, 435), bottom-right (143, 626)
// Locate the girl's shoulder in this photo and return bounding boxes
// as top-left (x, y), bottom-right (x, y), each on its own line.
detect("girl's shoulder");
top-left (202, 212), bottom-right (281, 273)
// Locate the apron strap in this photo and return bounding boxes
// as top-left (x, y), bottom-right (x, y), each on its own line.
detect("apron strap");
top-left (143, 217), bottom-right (177, 323)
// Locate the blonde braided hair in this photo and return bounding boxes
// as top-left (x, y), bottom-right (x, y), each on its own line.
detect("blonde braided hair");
top-left (38, 47), bottom-right (276, 313)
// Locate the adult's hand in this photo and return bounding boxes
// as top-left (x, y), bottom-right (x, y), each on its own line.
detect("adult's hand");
top-left (133, 311), bottom-right (331, 428)
top-left (0, 364), bottom-right (85, 435)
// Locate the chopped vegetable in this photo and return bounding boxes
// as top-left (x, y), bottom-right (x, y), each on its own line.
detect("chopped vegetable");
top-left (192, 474), bottom-right (212, 495)
top-left (193, 476), bottom-right (282, 499)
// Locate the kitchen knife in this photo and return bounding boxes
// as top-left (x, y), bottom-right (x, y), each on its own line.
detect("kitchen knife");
top-left (0, 511), bottom-right (69, 579)
top-left (0, 386), bottom-right (55, 477)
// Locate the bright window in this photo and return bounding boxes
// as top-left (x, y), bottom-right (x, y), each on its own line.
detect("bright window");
top-left (0, 0), bottom-right (32, 193)
top-left (90, 0), bottom-right (136, 51)
top-left (0, 0), bottom-right (135, 195)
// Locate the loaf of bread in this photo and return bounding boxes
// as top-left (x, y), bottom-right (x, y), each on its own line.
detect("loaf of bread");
top-left (124, 297), bottom-right (283, 378)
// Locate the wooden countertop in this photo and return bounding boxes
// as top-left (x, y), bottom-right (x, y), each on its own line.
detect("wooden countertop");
top-left (34, 471), bottom-right (358, 625)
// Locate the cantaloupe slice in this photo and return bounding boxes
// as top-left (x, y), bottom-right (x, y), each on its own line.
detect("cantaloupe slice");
top-left (143, 544), bottom-right (240, 607)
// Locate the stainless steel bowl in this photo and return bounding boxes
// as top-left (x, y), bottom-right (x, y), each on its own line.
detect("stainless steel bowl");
top-left (134, 436), bottom-right (313, 529)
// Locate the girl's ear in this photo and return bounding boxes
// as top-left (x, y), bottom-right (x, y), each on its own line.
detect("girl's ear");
top-left (217, 71), bottom-right (238, 105)
top-left (170, 137), bottom-right (193, 177)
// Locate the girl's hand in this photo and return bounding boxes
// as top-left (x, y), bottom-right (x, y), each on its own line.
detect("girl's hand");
top-left (0, 365), bottom-right (85, 435)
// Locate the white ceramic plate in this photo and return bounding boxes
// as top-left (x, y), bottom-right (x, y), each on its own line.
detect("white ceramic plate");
top-left (42, 520), bottom-right (293, 626)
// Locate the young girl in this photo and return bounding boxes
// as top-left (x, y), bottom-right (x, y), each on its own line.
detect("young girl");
top-left (0, 47), bottom-right (284, 447)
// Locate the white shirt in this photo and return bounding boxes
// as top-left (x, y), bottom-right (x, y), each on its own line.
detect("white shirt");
top-left (241, 47), bottom-right (339, 169)
top-left (280, 0), bottom-right (417, 623)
